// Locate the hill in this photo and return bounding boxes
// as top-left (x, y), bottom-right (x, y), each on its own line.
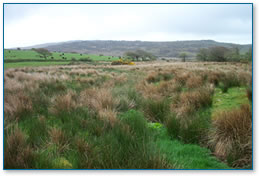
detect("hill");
top-left (19, 40), bottom-right (251, 59)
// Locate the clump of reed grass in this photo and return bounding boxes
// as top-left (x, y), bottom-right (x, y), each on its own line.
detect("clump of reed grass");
top-left (174, 72), bottom-right (190, 86)
top-left (80, 88), bottom-right (119, 111)
top-left (186, 75), bottom-right (203, 89)
top-left (208, 104), bottom-right (252, 168)
top-left (177, 87), bottom-right (213, 115)
top-left (146, 72), bottom-right (173, 83)
top-left (49, 90), bottom-right (77, 115)
top-left (48, 127), bottom-right (69, 154)
top-left (165, 109), bottom-right (211, 144)
top-left (136, 81), bottom-right (162, 101)
top-left (98, 109), bottom-right (118, 127)
top-left (4, 91), bottom-right (33, 121)
top-left (4, 127), bottom-right (35, 169)
top-left (143, 98), bottom-right (170, 123)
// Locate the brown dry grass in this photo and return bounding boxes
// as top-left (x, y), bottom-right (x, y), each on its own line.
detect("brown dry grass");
top-left (186, 75), bottom-right (204, 89)
top-left (48, 127), bottom-right (69, 153)
top-left (175, 86), bottom-right (213, 116)
top-left (98, 109), bottom-right (118, 127)
top-left (49, 90), bottom-right (77, 115)
top-left (4, 127), bottom-right (35, 169)
top-left (209, 104), bottom-right (252, 168)
top-left (80, 87), bottom-right (119, 112)
top-left (136, 81), bottom-right (162, 101)
top-left (4, 91), bottom-right (33, 121)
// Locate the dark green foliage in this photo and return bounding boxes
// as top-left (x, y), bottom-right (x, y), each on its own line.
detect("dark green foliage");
top-left (179, 52), bottom-right (188, 62)
top-left (79, 57), bottom-right (92, 62)
top-left (196, 48), bottom-right (209, 61)
top-left (32, 48), bottom-right (52, 59)
top-left (196, 46), bottom-right (246, 62)
top-left (124, 50), bottom-right (157, 61)
top-left (244, 47), bottom-right (252, 62)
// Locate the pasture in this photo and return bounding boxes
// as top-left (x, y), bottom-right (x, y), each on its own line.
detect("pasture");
top-left (4, 61), bottom-right (252, 169)
top-left (4, 49), bottom-right (119, 61)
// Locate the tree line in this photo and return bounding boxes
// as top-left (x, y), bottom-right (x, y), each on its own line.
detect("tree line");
top-left (196, 46), bottom-right (252, 62)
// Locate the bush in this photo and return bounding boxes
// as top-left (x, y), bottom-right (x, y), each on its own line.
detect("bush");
top-left (208, 104), bottom-right (252, 168)
top-left (79, 57), bottom-right (92, 62)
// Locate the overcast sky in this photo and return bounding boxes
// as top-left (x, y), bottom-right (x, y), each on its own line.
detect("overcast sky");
top-left (4, 4), bottom-right (252, 48)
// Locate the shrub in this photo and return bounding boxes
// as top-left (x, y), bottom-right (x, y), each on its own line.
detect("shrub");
top-left (79, 57), bottom-right (92, 62)
top-left (208, 104), bottom-right (252, 168)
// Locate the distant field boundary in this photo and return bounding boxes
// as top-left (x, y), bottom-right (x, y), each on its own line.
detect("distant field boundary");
top-left (4, 59), bottom-right (93, 63)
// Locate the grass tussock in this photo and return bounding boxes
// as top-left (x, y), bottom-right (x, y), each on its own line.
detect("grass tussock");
top-left (4, 91), bottom-right (33, 121)
top-left (209, 104), bottom-right (252, 168)
top-left (49, 90), bottom-right (77, 115)
top-left (48, 127), bottom-right (69, 154)
top-left (177, 87), bottom-right (213, 115)
top-left (146, 72), bottom-right (173, 83)
top-left (157, 80), bottom-right (182, 96)
top-left (4, 127), bottom-right (35, 169)
top-left (136, 81), bottom-right (162, 101)
top-left (98, 109), bottom-right (118, 127)
top-left (174, 72), bottom-right (190, 86)
top-left (186, 75), bottom-right (203, 89)
top-left (143, 99), bottom-right (170, 123)
top-left (165, 109), bottom-right (211, 144)
top-left (80, 88), bottom-right (119, 111)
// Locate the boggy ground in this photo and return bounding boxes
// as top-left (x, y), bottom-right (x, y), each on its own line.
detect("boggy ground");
top-left (4, 61), bottom-right (252, 169)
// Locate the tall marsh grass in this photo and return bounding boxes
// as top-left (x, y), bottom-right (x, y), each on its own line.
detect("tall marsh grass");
top-left (208, 104), bottom-right (252, 168)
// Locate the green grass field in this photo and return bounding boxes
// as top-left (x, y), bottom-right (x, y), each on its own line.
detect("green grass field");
top-left (4, 49), bottom-right (119, 61)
